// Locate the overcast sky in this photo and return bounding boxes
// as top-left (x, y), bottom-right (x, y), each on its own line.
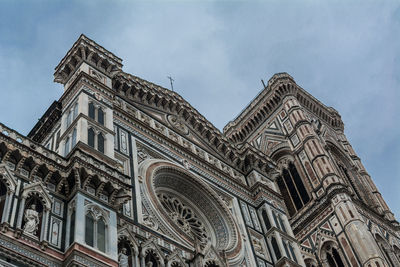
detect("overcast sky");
top-left (0, 1), bottom-right (399, 219)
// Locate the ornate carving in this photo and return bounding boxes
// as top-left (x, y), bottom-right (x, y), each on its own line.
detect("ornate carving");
top-left (23, 204), bottom-right (40, 237)
top-left (167, 115), bottom-right (189, 135)
top-left (158, 192), bottom-right (208, 247)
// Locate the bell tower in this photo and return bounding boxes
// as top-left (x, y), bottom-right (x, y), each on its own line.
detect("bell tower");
top-left (53, 34), bottom-right (122, 161)
top-left (224, 73), bottom-right (399, 267)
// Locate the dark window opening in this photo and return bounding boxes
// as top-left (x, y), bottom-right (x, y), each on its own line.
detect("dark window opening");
top-left (262, 209), bottom-right (271, 230)
top-left (271, 236), bottom-right (282, 261)
top-left (98, 133), bottom-right (104, 153)
top-left (88, 128), bottom-right (95, 148)
top-left (89, 103), bottom-right (95, 120)
top-left (98, 108), bottom-right (104, 125)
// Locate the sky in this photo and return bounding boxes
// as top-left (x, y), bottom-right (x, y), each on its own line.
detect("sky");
top-left (0, 1), bottom-right (399, 219)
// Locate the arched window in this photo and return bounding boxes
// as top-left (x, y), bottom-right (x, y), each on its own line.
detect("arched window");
top-left (98, 133), bottom-right (104, 153)
top-left (85, 206), bottom-right (108, 253)
top-left (97, 218), bottom-right (106, 252)
top-left (277, 162), bottom-right (310, 216)
top-left (98, 108), bottom-right (104, 125)
top-left (145, 250), bottom-right (159, 267)
top-left (88, 128), bottom-right (95, 148)
top-left (262, 209), bottom-right (271, 231)
top-left (322, 243), bottom-right (345, 267)
top-left (89, 102), bottom-right (95, 120)
top-left (85, 213), bottom-right (94, 246)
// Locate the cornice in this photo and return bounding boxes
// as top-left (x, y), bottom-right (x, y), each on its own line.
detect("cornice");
top-left (223, 72), bottom-right (345, 144)
top-left (112, 73), bottom-right (276, 176)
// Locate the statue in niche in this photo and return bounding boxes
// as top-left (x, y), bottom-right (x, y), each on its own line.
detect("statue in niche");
top-left (118, 247), bottom-right (129, 267)
top-left (23, 204), bottom-right (40, 236)
top-left (145, 262), bottom-right (153, 267)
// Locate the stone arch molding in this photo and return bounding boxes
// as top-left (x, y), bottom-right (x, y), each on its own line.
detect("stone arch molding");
top-left (22, 181), bottom-right (52, 210)
top-left (138, 159), bottom-right (242, 263)
top-left (0, 164), bottom-right (17, 193)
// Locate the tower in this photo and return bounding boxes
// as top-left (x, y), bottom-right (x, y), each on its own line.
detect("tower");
top-left (224, 73), bottom-right (400, 266)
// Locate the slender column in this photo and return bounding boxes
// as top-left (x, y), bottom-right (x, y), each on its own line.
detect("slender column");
top-left (41, 208), bottom-right (50, 241)
top-left (266, 237), bottom-right (277, 262)
top-left (266, 207), bottom-right (277, 228)
top-left (134, 253), bottom-right (140, 267)
top-left (140, 254), bottom-right (145, 267)
top-left (293, 242), bottom-right (305, 266)
top-left (282, 215), bottom-right (294, 237)
top-left (16, 197), bottom-right (26, 229)
top-left (275, 233), bottom-right (287, 258)
top-left (1, 193), bottom-right (10, 223)
top-left (5, 192), bottom-right (13, 223)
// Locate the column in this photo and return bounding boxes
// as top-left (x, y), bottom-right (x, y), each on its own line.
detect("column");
top-left (134, 253), bottom-right (140, 267)
top-left (16, 197), bottom-right (26, 229)
top-left (293, 242), bottom-right (305, 266)
top-left (1, 192), bottom-right (10, 223)
top-left (140, 254), bottom-right (145, 267)
top-left (40, 208), bottom-right (50, 241)
top-left (275, 233), bottom-right (287, 258)
top-left (266, 207), bottom-right (277, 228)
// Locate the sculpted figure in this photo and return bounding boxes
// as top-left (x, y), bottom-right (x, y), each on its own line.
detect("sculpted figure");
top-left (118, 247), bottom-right (129, 267)
top-left (146, 262), bottom-right (153, 267)
top-left (23, 204), bottom-right (40, 236)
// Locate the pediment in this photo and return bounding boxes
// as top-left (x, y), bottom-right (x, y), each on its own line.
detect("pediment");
top-left (0, 163), bottom-right (18, 192)
top-left (22, 181), bottom-right (52, 208)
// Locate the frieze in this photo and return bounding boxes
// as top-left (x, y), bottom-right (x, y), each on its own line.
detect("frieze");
top-left (0, 237), bottom-right (61, 267)
top-left (114, 118), bottom-right (255, 203)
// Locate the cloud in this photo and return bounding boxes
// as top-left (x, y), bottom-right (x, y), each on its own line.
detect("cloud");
top-left (0, 1), bottom-right (399, 219)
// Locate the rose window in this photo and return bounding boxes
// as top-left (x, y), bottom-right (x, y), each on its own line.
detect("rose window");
top-left (157, 192), bottom-right (208, 247)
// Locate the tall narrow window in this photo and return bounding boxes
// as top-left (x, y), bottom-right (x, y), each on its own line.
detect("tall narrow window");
top-left (69, 210), bottom-right (75, 246)
top-left (98, 133), bottom-right (104, 153)
top-left (88, 128), bottom-right (95, 148)
top-left (68, 110), bottom-right (73, 127)
top-left (65, 137), bottom-right (70, 156)
top-left (73, 102), bottom-right (78, 119)
top-left (97, 219), bottom-right (106, 252)
top-left (89, 103), bottom-right (95, 120)
top-left (289, 243), bottom-right (297, 263)
top-left (98, 108), bottom-right (104, 125)
top-left (71, 128), bottom-right (77, 148)
top-left (277, 162), bottom-right (310, 216)
top-left (271, 236), bottom-right (282, 261)
top-left (332, 248), bottom-right (345, 267)
top-left (55, 131), bottom-right (60, 150)
top-left (262, 209), bottom-right (271, 230)
top-left (85, 213), bottom-right (94, 247)
top-left (290, 163), bottom-right (310, 204)
top-left (278, 215), bottom-right (287, 233)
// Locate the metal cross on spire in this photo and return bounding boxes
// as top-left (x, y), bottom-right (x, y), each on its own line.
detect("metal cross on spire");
top-left (167, 75), bottom-right (174, 91)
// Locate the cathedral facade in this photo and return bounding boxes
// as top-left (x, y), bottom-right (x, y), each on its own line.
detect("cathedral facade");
top-left (0, 34), bottom-right (398, 267)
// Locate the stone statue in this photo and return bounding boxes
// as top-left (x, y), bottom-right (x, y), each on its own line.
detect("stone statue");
top-left (145, 262), bottom-right (153, 267)
top-left (118, 247), bottom-right (129, 267)
top-left (23, 204), bottom-right (40, 236)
